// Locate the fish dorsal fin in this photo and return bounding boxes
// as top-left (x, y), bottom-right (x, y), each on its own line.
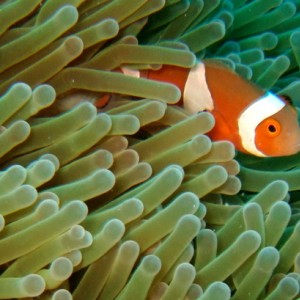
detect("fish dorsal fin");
top-left (204, 58), bottom-right (262, 92)
top-left (204, 58), bottom-right (233, 69)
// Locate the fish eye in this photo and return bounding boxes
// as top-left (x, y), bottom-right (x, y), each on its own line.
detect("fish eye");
top-left (268, 124), bottom-right (277, 133)
top-left (264, 118), bottom-right (281, 137)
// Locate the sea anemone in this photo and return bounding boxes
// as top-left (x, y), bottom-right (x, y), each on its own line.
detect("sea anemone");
top-left (0, 0), bottom-right (299, 299)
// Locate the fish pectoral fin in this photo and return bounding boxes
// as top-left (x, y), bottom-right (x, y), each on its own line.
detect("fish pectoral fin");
top-left (207, 110), bottom-right (237, 143)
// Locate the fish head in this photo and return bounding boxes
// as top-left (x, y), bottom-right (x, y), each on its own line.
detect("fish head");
top-left (255, 105), bottom-right (300, 156)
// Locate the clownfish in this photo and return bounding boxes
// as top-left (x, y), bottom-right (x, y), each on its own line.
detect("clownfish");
top-left (95, 60), bottom-right (300, 157)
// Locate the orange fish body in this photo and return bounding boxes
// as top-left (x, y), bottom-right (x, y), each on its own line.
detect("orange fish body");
top-left (96, 61), bottom-right (300, 157)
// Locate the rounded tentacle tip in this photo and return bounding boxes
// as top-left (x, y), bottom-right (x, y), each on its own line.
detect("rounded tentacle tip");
top-left (21, 274), bottom-right (46, 297)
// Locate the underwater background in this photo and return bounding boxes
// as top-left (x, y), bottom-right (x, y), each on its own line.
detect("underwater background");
top-left (0, 0), bottom-right (300, 299)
